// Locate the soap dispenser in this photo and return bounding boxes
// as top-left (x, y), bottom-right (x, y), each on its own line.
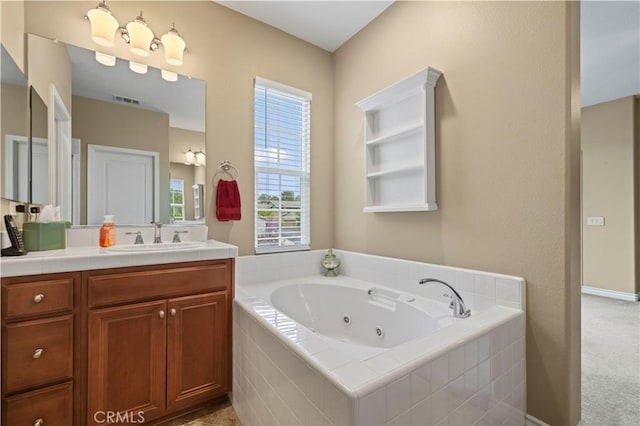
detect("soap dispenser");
top-left (99, 215), bottom-right (116, 247)
top-left (321, 249), bottom-right (340, 277)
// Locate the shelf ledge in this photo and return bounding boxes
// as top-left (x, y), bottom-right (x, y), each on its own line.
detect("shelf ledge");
top-left (363, 203), bottom-right (438, 213)
top-left (366, 164), bottom-right (424, 178)
top-left (366, 122), bottom-right (424, 146)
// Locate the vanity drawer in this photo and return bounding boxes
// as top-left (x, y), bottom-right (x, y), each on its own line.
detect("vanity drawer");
top-left (87, 260), bottom-right (231, 308)
top-left (3, 382), bottom-right (73, 426)
top-left (2, 278), bottom-right (73, 321)
top-left (2, 315), bottom-right (73, 395)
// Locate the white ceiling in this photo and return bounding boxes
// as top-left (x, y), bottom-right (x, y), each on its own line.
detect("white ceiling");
top-left (216, 0), bottom-right (394, 52)
top-left (581, 0), bottom-right (640, 107)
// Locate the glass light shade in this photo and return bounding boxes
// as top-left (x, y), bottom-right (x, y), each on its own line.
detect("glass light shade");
top-left (161, 70), bottom-right (178, 82)
top-left (87, 4), bottom-right (119, 47)
top-left (95, 51), bottom-right (116, 66)
top-left (126, 15), bottom-right (154, 57)
top-left (194, 151), bottom-right (205, 166)
top-left (129, 61), bottom-right (148, 74)
top-left (184, 148), bottom-right (195, 165)
top-left (161, 27), bottom-right (186, 66)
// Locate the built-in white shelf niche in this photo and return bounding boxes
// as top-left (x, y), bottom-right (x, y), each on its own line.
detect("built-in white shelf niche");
top-left (356, 67), bottom-right (442, 213)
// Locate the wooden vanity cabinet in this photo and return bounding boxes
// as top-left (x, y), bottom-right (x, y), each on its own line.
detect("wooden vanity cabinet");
top-left (82, 259), bottom-right (233, 426)
top-left (1, 272), bottom-right (80, 426)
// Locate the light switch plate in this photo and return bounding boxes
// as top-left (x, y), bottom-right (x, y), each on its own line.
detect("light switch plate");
top-left (587, 216), bottom-right (605, 226)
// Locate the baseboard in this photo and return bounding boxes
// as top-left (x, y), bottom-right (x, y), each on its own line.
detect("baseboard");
top-left (526, 414), bottom-right (551, 426)
top-left (581, 285), bottom-right (640, 301)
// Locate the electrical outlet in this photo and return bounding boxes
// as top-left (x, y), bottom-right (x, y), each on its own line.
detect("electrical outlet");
top-left (587, 216), bottom-right (605, 226)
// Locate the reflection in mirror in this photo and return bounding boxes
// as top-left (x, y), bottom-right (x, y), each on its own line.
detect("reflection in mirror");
top-left (170, 162), bottom-right (206, 223)
top-left (30, 86), bottom-right (49, 205)
top-left (1, 45), bottom-right (29, 202)
top-left (65, 43), bottom-right (205, 225)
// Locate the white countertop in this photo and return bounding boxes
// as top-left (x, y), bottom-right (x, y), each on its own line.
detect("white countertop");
top-left (0, 240), bottom-right (238, 278)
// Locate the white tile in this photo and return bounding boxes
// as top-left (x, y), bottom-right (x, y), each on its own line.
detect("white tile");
top-left (503, 343), bottom-right (514, 370)
top-left (302, 366), bottom-right (325, 409)
top-left (448, 346), bottom-right (465, 381)
top-left (410, 363), bottom-right (431, 405)
top-left (313, 349), bottom-right (352, 371)
top-left (303, 399), bottom-right (325, 426)
top-left (455, 270), bottom-right (475, 293)
top-left (478, 334), bottom-right (491, 362)
top-left (446, 375), bottom-right (466, 415)
top-left (478, 359), bottom-right (491, 389)
top-left (386, 408), bottom-right (411, 426)
top-left (474, 274), bottom-right (496, 298)
top-left (330, 362), bottom-right (378, 388)
top-left (387, 374), bottom-right (411, 420)
top-left (431, 355), bottom-right (449, 393)
top-left (323, 383), bottom-right (351, 426)
top-left (465, 340), bottom-right (478, 369)
top-left (495, 278), bottom-right (520, 304)
top-left (289, 383), bottom-right (310, 423)
top-left (464, 366), bottom-right (478, 399)
top-left (438, 268), bottom-right (456, 286)
top-left (364, 354), bottom-right (402, 375)
top-left (298, 336), bottom-right (329, 355)
top-left (491, 327), bottom-right (503, 355)
top-left (474, 295), bottom-right (495, 311)
top-left (490, 353), bottom-right (503, 381)
top-left (410, 396), bottom-right (432, 426)
top-left (431, 388), bottom-right (451, 424)
top-left (359, 387), bottom-right (387, 426)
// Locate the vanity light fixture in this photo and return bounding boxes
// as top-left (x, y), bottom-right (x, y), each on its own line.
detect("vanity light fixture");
top-left (95, 51), bottom-right (116, 66)
top-left (125, 12), bottom-right (155, 57)
top-left (161, 24), bottom-right (186, 66)
top-left (129, 61), bottom-right (148, 74)
top-left (161, 70), bottom-right (178, 82)
top-left (86, 1), bottom-right (119, 47)
top-left (184, 148), bottom-right (195, 165)
top-left (86, 2), bottom-right (187, 66)
top-left (194, 150), bottom-right (206, 166)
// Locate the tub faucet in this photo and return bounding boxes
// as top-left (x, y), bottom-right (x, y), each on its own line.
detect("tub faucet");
top-left (418, 278), bottom-right (471, 318)
top-left (151, 222), bottom-right (162, 244)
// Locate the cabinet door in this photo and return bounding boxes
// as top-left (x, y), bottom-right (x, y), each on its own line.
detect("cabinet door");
top-left (167, 292), bottom-right (228, 411)
top-left (87, 300), bottom-right (167, 425)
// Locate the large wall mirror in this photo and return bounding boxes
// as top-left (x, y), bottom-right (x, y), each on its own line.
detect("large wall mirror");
top-left (27, 35), bottom-right (206, 225)
top-left (1, 44), bottom-right (29, 203)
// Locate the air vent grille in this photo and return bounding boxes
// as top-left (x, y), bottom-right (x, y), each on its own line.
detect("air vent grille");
top-left (112, 95), bottom-right (140, 105)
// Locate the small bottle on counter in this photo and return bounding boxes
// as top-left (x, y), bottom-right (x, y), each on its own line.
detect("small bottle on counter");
top-left (99, 215), bottom-right (116, 248)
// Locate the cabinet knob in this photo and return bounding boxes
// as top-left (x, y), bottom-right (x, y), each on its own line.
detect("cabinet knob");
top-left (158, 310), bottom-right (165, 318)
top-left (34, 294), bottom-right (45, 303)
top-left (170, 308), bottom-right (177, 316)
top-left (34, 419), bottom-right (44, 426)
top-left (33, 348), bottom-right (44, 359)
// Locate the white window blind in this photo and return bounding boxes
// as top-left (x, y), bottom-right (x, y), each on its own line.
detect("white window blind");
top-left (254, 77), bottom-right (311, 254)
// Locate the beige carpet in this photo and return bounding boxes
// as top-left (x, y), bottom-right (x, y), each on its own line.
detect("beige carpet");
top-left (582, 294), bottom-right (640, 426)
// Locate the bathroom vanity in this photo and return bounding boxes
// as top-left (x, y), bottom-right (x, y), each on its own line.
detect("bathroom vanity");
top-left (0, 240), bottom-right (237, 426)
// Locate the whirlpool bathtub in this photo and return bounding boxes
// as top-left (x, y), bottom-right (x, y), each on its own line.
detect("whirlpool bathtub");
top-left (233, 273), bottom-right (526, 426)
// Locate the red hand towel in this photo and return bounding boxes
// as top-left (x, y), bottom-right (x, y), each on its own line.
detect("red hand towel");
top-left (216, 179), bottom-right (241, 221)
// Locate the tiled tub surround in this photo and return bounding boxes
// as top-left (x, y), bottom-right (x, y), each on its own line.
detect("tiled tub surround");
top-left (232, 250), bottom-right (526, 425)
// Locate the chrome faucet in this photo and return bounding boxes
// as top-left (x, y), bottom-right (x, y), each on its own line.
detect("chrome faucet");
top-left (419, 278), bottom-right (471, 318)
top-left (151, 222), bottom-right (162, 244)
top-left (172, 230), bottom-right (188, 243)
top-left (125, 231), bottom-right (144, 245)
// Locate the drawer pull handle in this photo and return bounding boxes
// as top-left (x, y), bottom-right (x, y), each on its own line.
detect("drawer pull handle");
top-left (158, 310), bottom-right (165, 319)
top-left (33, 348), bottom-right (44, 359)
top-left (170, 308), bottom-right (177, 316)
top-left (34, 294), bottom-right (45, 303)
top-left (34, 419), bottom-right (44, 426)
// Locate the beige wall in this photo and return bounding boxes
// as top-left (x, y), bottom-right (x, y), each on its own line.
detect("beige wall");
top-left (333, 2), bottom-right (580, 425)
top-left (0, 83), bottom-right (28, 201)
top-left (1, 0), bottom-right (26, 72)
top-left (72, 95), bottom-right (170, 224)
top-left (27, 33), bottom-right (71, 112)
top-left (169, 162), bottom-right (195, 221)
top-left (582, 97), bottom-right (637, 294)
top-left (25, 1), bottom-right (334, 255)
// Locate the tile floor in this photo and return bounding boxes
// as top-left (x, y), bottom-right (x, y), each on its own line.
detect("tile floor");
top-left (161, 398), bottom-right (241, 426)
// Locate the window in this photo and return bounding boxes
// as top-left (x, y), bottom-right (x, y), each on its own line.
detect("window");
top-left (169, 178), bottom-right (185, 221)
top-left (254, 77), bottom-right (311, 254)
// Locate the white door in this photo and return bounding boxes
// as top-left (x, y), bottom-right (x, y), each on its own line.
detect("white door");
top-left (31, 137), bottom-right (49, 205)
top-left (3, 135), bottom-right (29, 201)
top-left (87, 144), bottom-right (159, 225)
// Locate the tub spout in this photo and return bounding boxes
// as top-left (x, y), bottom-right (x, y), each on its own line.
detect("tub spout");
top-left (418, 278), bottom-right (471, 318)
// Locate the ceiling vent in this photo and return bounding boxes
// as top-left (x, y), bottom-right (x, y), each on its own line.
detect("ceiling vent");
top-left (112, 94), bottom-right (140, 105)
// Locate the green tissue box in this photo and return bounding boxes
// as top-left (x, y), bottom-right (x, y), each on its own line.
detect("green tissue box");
top-left (23, 222), bottom-right (67, 251)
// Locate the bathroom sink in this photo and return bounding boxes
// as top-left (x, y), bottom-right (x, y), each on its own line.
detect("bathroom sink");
top-left (105, 242), bottom-right (206, 252)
